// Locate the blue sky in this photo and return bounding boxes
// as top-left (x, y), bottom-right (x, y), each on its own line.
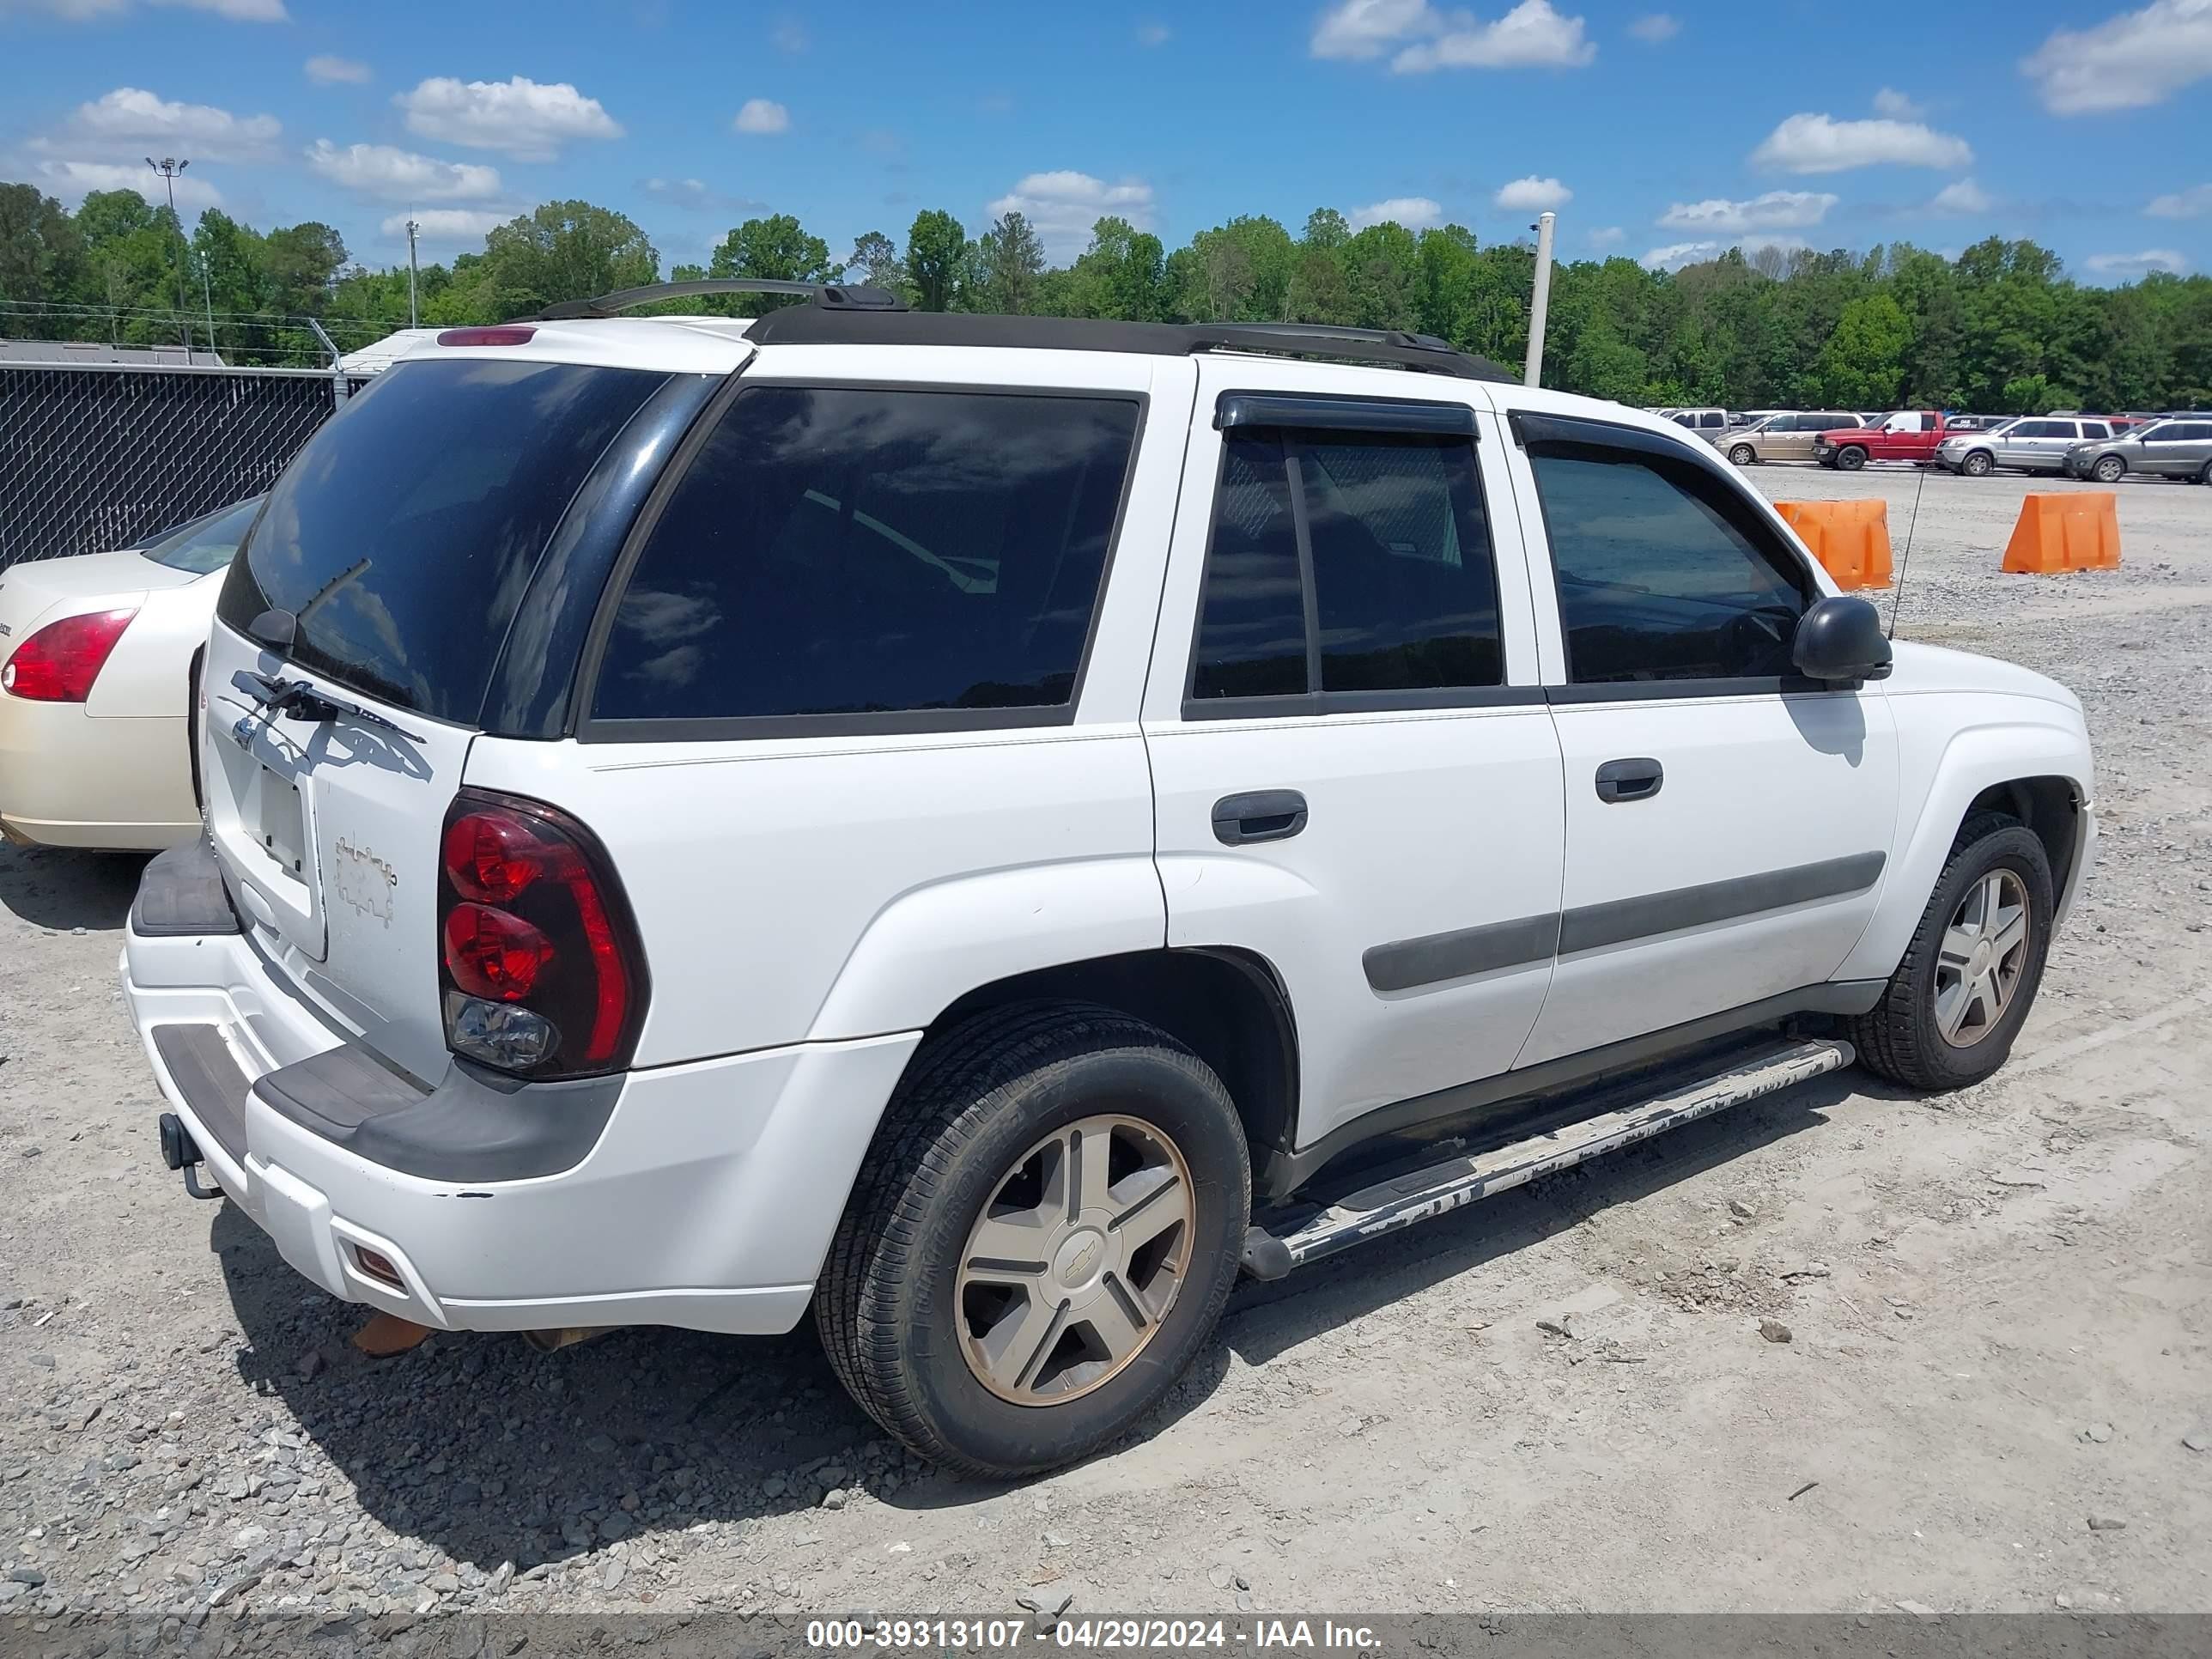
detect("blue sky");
top-left (3, 0), bottom-right (2209, 284)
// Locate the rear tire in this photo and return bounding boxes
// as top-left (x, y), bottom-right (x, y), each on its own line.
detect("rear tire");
top-left (2094, 455), bottom-right (2125, 483)
top-left (817, 1001), bottom-right (1250, 1478)
top-left (1962, 450), bottom-right (1994, 477)
top-left (1837, 445), bottom-right (1869, 471)
top-left (1851, 811), bottom-right (2054, 1092)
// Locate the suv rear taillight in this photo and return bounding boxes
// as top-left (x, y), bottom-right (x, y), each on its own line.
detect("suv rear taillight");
top-left (436, 789), bottom-right (647, 1079)
top-left (2, 608), bottom-right (137, 702)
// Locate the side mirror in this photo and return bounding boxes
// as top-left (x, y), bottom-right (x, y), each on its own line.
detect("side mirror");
top-left (1792, 595), bottom-right (1893, 684)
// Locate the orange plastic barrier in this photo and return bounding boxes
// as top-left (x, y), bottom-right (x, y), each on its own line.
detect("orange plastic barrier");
top-left (2001, 491), bottom-right (2121, 574)
top-left (1774, 498), bottom-right (1893, 590)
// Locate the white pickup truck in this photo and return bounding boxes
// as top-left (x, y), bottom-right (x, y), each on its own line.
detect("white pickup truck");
top-left (119, 283), bottom-right (2095, 1477)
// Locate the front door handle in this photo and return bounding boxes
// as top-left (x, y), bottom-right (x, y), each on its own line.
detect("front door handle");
top-left (1212, 790), bottom-right (1308, 845)
top-left (1595, 757), bottom-right (1663, 804)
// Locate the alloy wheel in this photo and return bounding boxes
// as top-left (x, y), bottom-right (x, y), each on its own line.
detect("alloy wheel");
top-left (1934, 870), bottom-right (2031, 1048)
top-left (956, 1115), bottom-right (1194, 1405)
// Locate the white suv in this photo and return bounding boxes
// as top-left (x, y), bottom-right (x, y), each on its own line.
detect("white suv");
top-left (122, 283), bottom-right (2096, 1477)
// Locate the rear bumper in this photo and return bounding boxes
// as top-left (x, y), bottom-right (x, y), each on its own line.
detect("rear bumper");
top-left (0, 698), bottom-right (198, 851)
top-left (120, 846), bottom-right (921, 1336)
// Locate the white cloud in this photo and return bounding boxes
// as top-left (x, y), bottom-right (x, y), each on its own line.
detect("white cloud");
top-left (1311, 0), bottom-right (1595, 70)
top-left (1627, 12), bottom-right (1678, 41)
top-left (304, 55), bottom-right (370, 85)
top-left (52, 86), bottom-right (281, 161)
top-left (2022, 0), bottom-right (2212, 114)
top-left (395, 76), bottom-right (623, 161)
top-left (157, 0), bottom-right (283, 15)
top-left (2084, 247), bottom-right (2188, 276)
top-left (1872, 87), bottom-right (1925, 119)
top-left (1588, 224), bottom-right (1625, 247)
top-left (1750, 112), bottom-right (1972, 173)
top-left (1494, 174), bottom-right (1571, 210)
top-left (1927, 177), bottom-right (1994, 214)
top-left (1399, 1), bottom-right (1595, 70)
top-left (6, 0), bottom-right (288, 18)
top-left (381, 207), bottom-right (510, 246)
top-left (641, 176), bottom-right (766, 214)
top-left (1658, 190), bottom-right (1836, 233)
top-left (2146, 181), bottom-right (2212, 217)
top-left (27, 156), bottom-right (223, 207)
top-left (770, 18), bottom-right (806, 52)
top-left (988, 170), bottom-right (1155, 260)
top-left (732, 98), bottom-right (790, 135)
top-left (305, 139), bottom-right (501, 203)
top-left (1137, 21), bottom-right (1171, 45)
top-left (1311, 0), bottom-right (1433, 58)
top-left (1642, 234), bottom-right (1809, 271)
top-left (1349, 195), bottom-right (1443, 228)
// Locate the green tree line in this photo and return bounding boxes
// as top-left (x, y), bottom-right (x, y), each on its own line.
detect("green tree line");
top-left (4, 180), bottom-right (2208, 411)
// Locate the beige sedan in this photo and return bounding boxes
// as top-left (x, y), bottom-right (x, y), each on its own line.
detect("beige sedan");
top-left (1712, 410), bottom-right (1865, 465)
top-left (0, 498), bottom-right (258, 851)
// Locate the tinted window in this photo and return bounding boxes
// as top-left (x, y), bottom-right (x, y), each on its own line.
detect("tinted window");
top-left (1528, 443), bottom-right (1810, 684)
top-left (2014, 420), bottom-right (2063, 439)
top-left (1191, 435), bottom-right (1305, 700)
top-left (2171, 423), bottom-right (2212, 441)
top-left (219, 358), bottom-right (668, 721)
top-left (1191, 430), bottom-right (1501, 702)
top-left (2080, 423), bottom-right (2109, 440)
top-left (143, 496), bottom-right (262, 575)
top-left (592, 386), bottom-right (1138, 725)
top-left (1299, 433), bottom-right (1500, 692)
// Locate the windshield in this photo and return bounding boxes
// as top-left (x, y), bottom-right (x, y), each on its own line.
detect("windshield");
top-left (140, 496), bottom-right (263, 574)
top-left (216, 356), bottom-right (671, 722)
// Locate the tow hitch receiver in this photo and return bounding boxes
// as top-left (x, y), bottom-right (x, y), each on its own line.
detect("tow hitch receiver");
top-left (158, 1110), bottom-right (224, 1200)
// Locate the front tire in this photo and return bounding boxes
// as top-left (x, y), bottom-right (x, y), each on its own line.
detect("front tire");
top-left (817, 1002), bottom-right (1250, 1478)
top-left (1962, 450), bottom-right (1994, 477)
top-left (1729, 443), bottom-right (1756, 466)
top-left (1837, 445), bottom-right (1869, 471)
top-left (2094, 455), bottom-right (2125, 483)
top-left (1851, 812), bottom-right (2054, 1092)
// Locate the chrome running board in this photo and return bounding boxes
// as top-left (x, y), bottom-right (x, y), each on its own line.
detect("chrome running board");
top-left (1242, 1037), bottom-right (1853, 1278)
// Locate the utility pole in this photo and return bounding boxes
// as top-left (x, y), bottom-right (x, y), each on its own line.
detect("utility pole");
top-left (200, 258), bottom-right (216, 360)
top-left (405, 216), bottom-right (421, 328)
top-left (146, 156), bottom-right (191, 349)
top-left (1523, 210), bottom-right (1556, 388)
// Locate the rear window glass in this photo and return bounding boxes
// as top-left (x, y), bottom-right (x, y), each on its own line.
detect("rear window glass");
top-left (589, 386), bottom-right (1139, 726)
top-left (142, 496), bottom-right (262, 575)
top-left (218, 358), bottom-right (669, 721)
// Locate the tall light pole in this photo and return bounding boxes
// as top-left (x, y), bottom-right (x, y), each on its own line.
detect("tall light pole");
top-left (1523, 210), bottom-right (1556, 389)
top-left (405, 216), bottom-right (421, 328)
top-left (146, 156), bottom-right (191, 349)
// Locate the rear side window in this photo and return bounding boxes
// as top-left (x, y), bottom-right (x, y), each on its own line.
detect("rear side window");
top-left (1190, 427), bottom-right (1502, 708)
top-left (1527, 440), bottom-right (1810, 685)
top-left (589, 386), bottom-right (1139, 729)
top-left (219, 358), bottom-right (669, 722)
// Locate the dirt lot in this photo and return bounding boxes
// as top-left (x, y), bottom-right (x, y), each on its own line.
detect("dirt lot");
top-left (2, 464), bottom-right (2208, 1626)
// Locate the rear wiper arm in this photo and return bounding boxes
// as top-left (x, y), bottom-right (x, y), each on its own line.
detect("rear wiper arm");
top-left (230, 670), bottom-right (425, 743)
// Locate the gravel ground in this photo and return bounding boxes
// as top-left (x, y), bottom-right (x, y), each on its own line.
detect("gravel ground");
top-left (2, 464), bottom-right (2208, 1636)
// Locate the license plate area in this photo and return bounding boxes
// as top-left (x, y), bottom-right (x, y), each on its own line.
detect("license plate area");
top-left (252, 765), bottom-right (309, 888)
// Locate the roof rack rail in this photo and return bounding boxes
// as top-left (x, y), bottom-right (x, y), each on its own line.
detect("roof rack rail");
top-left (532, 278), bottom-right (908, 322)
top-left (740, 307), bottom-right (1514, 382)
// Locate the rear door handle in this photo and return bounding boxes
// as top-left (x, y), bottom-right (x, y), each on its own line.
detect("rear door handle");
top-left (1212, 790), bottom-right (1308, 845)
top-left (1595, 757), bottom-right (1663, 804)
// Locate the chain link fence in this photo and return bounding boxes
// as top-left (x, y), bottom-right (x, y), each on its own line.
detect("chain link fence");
top-left (0, 363), bottom-right (371, 571)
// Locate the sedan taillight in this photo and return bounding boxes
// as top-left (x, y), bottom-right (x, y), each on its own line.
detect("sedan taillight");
top-left (436, 789), bottom-right (647, 1079)
top-left (1, 608), bottom-right (138, 702)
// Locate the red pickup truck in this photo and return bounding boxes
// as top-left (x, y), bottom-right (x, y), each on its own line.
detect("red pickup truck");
top-left (1812, 411), bottom-right (1956, 470)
